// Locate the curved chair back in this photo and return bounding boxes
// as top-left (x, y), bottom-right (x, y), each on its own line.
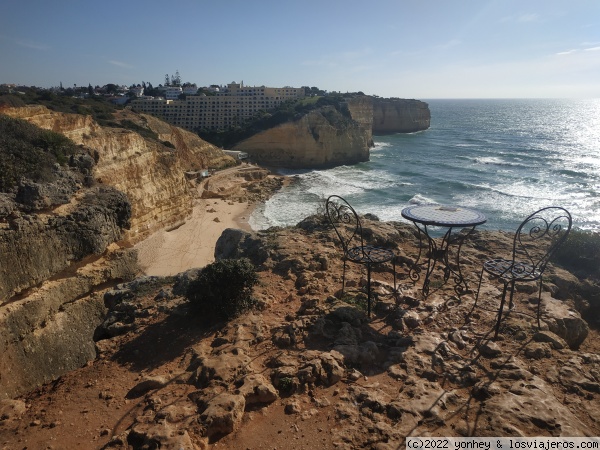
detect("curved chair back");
top-left (510, 206), bottom-right (572, 277)
top-left (325, 195), bottom-right (364, 256)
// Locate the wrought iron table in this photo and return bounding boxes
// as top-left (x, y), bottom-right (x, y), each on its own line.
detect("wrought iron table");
top-left (401, 204), bottom-right (487, 296)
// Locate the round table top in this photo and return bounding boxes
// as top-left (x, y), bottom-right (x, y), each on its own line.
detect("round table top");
top-left (401, 204), bottom-right (487, 227)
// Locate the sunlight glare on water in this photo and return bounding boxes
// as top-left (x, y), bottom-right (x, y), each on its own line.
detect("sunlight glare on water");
top-left (250, 99), bottom-right (600, 232)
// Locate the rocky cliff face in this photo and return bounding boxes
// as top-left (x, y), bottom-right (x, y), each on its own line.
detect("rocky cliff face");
top-left (0, 181), bottom-right (138, 398)
top-left (372, 98), bottom-right (431, 134)
top-left (2, 106), bottom-right (234, 243)
top-left (2, 216), bottom-right (596, 448)
top-left (0, 106), bottom-right (235, 399)
top-left (233, 98), bottom-right (373, 169)
top-left (233, 96), bottom-right (430, 168)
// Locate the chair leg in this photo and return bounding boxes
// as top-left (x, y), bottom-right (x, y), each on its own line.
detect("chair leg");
top-left (367, 264), bottom-right (372, 318)
top-left (508, 280), bottom-right (516, 310)
top-left (469, 267), bottom-right (485, 317)
top-left (536, 278), bottom-right (543, 330)
top-left (341, 259), bottom-right (347, 295)
top-left (494, 282), bottom-right (509, 340)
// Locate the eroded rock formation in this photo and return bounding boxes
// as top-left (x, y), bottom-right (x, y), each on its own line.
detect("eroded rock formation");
top-left (0, 106), bottom-right (235, 398)
top-left (2, 215), bottom-right (596, 448)
top-left (233, 98), bottom-right (373, 169)
top-left (2, 106), bottom-right (235, 243)
top-left (233, 96), bottom-right (430, 168)
top-left (372, 98), bottom-right (431, 134)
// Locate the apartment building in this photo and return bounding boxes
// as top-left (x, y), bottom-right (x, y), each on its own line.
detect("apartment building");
top-left (130, 81), bottom-right (305, 131)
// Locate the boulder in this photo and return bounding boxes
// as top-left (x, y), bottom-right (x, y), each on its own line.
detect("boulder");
top-left (200, 393), bottom-right (245, 439)
top-left (541, 294), bottom-right (589, 349)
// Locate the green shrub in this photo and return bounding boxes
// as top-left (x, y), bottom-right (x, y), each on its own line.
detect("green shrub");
top-left (186, 258), bottom-right (259, 321)
top-left (0, 115), bottom-right (78, 191)
top-left (554, 229), bottom-right (600, 279)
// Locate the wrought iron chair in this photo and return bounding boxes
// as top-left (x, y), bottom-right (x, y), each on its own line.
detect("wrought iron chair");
top-left (472, 206), bottom-right (572, 339)
top-left (325, 195), bottom-right (397, 317)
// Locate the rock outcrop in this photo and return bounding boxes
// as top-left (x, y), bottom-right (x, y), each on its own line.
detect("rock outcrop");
top-left (233, 97), bottom-right (373, 169)
top-left (233, 96), bottom-right (430, 168)
top-left (2, 106), bottom-right (235, 243)
top-left (372, 98), bottom-right (431, 134)
top-left (0, 167), bottom-right (138, 398)
top-left (0, 106), bottom-right (236, 399)
top-left (0, 186), bottom-right (131, 302)
top-left (0, 246), bottom-right (137, 399)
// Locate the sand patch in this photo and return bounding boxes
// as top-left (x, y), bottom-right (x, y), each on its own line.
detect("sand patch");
top-left (135, 198), bottom-right (253, 276)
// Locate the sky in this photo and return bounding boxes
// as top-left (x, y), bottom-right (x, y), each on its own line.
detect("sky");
top-left (1, 0), bottom-right (599, 99)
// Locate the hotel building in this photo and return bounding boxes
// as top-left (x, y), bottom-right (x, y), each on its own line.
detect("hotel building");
top-left (130, 81), bottom-right (305, 131)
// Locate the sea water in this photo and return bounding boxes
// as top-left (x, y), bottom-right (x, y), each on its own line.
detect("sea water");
top-left (249, 99), bottom-right (600, 232)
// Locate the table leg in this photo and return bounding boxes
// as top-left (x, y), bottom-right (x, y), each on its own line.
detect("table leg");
top-left (409, 224), bottom-right (476, 296)
top-left (449, 225), bottom-right (476, 295)
top-left (409, 223), bottom-right (440, 297)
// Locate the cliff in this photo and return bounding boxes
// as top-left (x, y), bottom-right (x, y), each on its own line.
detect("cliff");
top-left (1, 216), bottom-right (598, 448)
top-left (0, 106), bottom-right (236, 398)
top-left (0, 179), bottom-right (138, 398)
top-left (2, 106), bottom-right (235, 243)
top-left (232, 96), bottom-right (430, 168)
top-left (372, 98), bottom-right (431, 134)
top-left (232, 97), bottom-right (373, 169)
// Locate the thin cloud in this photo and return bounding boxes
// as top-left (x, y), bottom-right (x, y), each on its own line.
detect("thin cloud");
top-left (556, 50), bottom-right (577, 56)
top-left (555, 46), bottom-right (600, 57)
top-left (435, 39), bottom-right (461, 50)
top-left (500, 13), bottom-right (541, 24)
top-left (109, 60), bottom-right (134, 69)
top-left (15, 39), bottom-right (49, 50)
top-left (517, 13), bottom-right (540, 23)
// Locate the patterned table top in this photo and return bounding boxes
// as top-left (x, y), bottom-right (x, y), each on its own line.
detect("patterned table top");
top-left (401, 204), bottom-right (487, 227)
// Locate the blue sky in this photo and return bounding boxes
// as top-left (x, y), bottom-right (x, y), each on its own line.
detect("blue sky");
top-left (1, 0), bottom-right (599, 98)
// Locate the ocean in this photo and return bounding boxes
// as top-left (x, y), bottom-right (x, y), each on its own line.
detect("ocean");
top-left (249, 99), bottom-right (600, 233)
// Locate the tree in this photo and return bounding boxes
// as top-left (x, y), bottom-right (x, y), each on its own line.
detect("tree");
top-left (105, 84), bottom-right (119, 94)
top-left (172, 70), bottom-right (181, 86)
top-left (88, 84), bottom-right (94, 97)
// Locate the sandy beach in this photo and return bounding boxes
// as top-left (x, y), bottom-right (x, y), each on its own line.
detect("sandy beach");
top-left (134, 197), bottom-right (254, 276)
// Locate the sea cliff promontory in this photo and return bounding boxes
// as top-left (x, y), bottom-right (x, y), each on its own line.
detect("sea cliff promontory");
top-left (372, 97), bottom-right (431, 134)
top-left (232, 96), bottom-right (430, 169)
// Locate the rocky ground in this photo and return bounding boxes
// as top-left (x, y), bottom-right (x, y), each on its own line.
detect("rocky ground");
top-left (1, 213), bottom-right (599, 450)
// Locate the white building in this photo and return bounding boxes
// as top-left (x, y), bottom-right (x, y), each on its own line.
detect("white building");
top-left (131, 81), bottom-right (305, 131)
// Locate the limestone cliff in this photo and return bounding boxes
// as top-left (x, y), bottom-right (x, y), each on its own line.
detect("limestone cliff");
top-left (372, 98), bottom-right (430, 134)
top-left (232, 96), bottom-right (430, 168)
top-left (2, 106), bottom-right (235, 243)
top-left (232, 98), bottom-right (373, 169)
top-left (0, 106), bottom-right (235, 398)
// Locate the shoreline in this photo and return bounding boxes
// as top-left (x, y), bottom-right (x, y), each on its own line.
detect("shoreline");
top-left (134, 166), bottom-right (284, 276)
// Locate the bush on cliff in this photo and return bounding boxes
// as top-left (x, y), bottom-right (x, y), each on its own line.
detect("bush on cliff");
top-left (554, 229), bottom-right (600, 279)
top-left (185, 258), bottom-right (259, 321)
top-left (0, 115), bottom-right (78, 192)
top-left (197, 92), bottom-right (356, 148)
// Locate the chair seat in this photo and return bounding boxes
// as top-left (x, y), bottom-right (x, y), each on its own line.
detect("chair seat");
top-left (346, 245), bottom-right (395, 265)
top-left (483, 258), bottom-right (541, 282)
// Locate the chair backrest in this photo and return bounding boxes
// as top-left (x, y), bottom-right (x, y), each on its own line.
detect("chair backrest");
top-left (511, 206), bottom-right (572, 274)
top-left (325, 195), bottom-right (364, 255)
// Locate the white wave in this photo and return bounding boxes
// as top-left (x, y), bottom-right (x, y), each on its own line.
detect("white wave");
top-left (372, 141), bottom-right (392, 151)
top-left (408, 194), bottom-right (437, 205)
